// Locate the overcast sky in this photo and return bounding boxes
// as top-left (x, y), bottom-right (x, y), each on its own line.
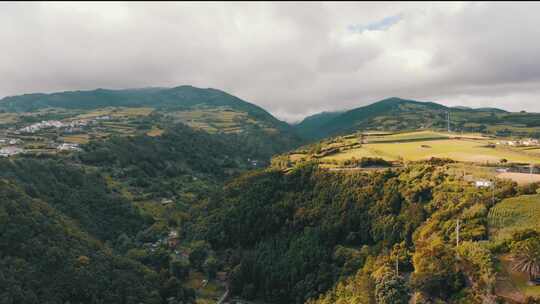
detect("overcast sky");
top-left (1, 2), bottom-right (540, 122)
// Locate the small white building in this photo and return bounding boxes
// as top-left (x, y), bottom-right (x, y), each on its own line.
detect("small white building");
top-left (475, 180), bottom-right (493, 188)
top-left (57, 143), bottom-right (81, 151)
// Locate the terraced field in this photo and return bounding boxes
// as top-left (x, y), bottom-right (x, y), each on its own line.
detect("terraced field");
top-left (488, 194), bottom-right (540, 240)
top-left (75, 107), bottom-right (154, 119)
top-left (168, 107), bottom-right (274, 134)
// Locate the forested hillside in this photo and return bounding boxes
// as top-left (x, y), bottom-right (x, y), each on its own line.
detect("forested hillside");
top-left (0, 121), bottom-right (278, 304)
top-left (185, 160), bottom-right (540, 303)
top-left (0, 179), bottom-right (195, 304)
top-left (77, 123), bottom-right (266, 200)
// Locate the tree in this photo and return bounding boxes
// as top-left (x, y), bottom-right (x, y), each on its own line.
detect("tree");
top-left (512, 238), bottom-right (540, 281)
top-left (374, 271), bottom-right (410, 304)
top-left (203, 256), bottom-right (219, 279)
top-left (189, 241), bottom-right (209, 271)
top-left (171, 259), bottom-right (191, 280)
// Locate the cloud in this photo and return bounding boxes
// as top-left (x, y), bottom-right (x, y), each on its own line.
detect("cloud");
top-left (1, 2), bottom-right (540, 122)
top-left (347, 14), bottom-right (403, 33)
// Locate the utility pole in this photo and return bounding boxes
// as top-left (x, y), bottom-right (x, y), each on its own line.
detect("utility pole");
top-left (447, 111), bottom-right (451, 133)
top-left (456, 218), bottom-right (460, 248)
top-left (492, 179), bottom-right (495, 205)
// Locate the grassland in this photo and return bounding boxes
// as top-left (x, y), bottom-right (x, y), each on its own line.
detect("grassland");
top-left (146, 127), bottom-right (164, 137)
top-left (488, 194), bottom-right (540, 241)
top-left (75, 107), bottom-right (154, 119)
top-left (310, 131), bottom-right (540, 165)
top-left (167, 106), bottom-right (275, 134)
top-left (324, 139), bottom-right (540, 164)
top-left (497, 172), bottom-right (540, 185)
top-left (0, 112), bottom-right (19, 124)
top-left (62, 134), bottom-right (90, 144)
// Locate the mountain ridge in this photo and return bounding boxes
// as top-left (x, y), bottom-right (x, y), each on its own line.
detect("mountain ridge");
top-left (293, 97), bottom-right (532, 140)
top-left (0, 85), bottom-right (287, 128)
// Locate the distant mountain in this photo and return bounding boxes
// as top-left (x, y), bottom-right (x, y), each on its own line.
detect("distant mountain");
top-left (294, 97), bottom-right (447, 140)
top-left (293, 97), bottom-right (536, 140)
top-left (294, 111), bottom-right (344, 139)
top-left (474, 107), bottom-right (508, 113)
top-left (0, 85), bottom-right (289, 128)
top-left (0, 85), bottom-right (301, 157)
top-left (452, 106), bottom-right (472, 110)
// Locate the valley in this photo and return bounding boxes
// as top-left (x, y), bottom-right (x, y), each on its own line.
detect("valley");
top-left (2, 89), bottom-right (540, 304)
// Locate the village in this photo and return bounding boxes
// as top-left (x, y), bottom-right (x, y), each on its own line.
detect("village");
top-left (0, 115), bottom-right (118, 157)
top-left (496, 138), bottom-right (540, 147)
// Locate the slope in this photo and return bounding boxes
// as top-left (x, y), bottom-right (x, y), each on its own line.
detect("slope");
top-left (294, 97), bottom-right (540, 141)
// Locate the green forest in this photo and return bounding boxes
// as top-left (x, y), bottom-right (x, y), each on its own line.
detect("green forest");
top-left (185, 161), bottom-right (540, 303)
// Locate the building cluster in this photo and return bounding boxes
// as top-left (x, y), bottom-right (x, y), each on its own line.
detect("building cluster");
top-left (0, 146), bottom-right (24, 157)
top-left (57, 143), bottom-right (81, 151)
top-left (0, 138), bottom-right (21, 145)
top-left (143, 230), bottom-right (182, 253)
top-left (19, 120), bottom-right (65, 133)
top-left (496, 138), bottom-right (540, 147)
top-left (17, 116), bottom-right (111, 134)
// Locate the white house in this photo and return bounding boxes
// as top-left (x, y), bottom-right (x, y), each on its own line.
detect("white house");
top-left (57, 143), bottom-right (81, 151)
top-left (475, 180), bottom-right (493, 188)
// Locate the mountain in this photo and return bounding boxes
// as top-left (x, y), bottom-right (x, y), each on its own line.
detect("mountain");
top-left (0, 85), bottom-right (301, 158)
top-left (294, 111), bottom-right (344, 140)
top-left (0, 85), bottom-right (289, 129)
top-left (294, 97), bottom-right (449, 140)
top-left (294, 97), bottom-right (540, 140)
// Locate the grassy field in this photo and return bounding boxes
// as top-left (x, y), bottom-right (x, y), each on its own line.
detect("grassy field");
top-left (446, 163), bottom-right (498, 180)
top-left (497, 172), bottom-right (540, 185)
top-left (488, 194), bottom-right (540, 241)
top-left (365, 130), bottom-right (451, 143)
top-left (317, 129), bottom-right (540, 165)
top-left (62, 134), bottom-right (90, 144)
top-left (146, 127), bottom-right (164, 137)
top-left (75, 107), bottom-right (154, 119)
top-left (0, 112), bottom-right (19, 124)
top-left (324, 139), bottom-right (540, 164)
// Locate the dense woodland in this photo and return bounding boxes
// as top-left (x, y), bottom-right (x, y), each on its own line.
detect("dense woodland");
top-left (0, 178), bottom-right (195, 304)
top-left (186, 161), bottom-right (540, 303)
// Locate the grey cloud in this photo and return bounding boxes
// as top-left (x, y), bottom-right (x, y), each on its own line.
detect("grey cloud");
top-left (1, 2), bottom-right (540, 122)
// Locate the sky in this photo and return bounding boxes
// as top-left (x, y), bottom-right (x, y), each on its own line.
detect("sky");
top-left (1, 2), bottom-right (540, 122)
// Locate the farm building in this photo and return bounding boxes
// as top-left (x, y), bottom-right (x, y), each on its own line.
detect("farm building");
top-left (57, 143), bottom-right (81, 151)
top-left (475, 180), bottom-right (493, 188)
